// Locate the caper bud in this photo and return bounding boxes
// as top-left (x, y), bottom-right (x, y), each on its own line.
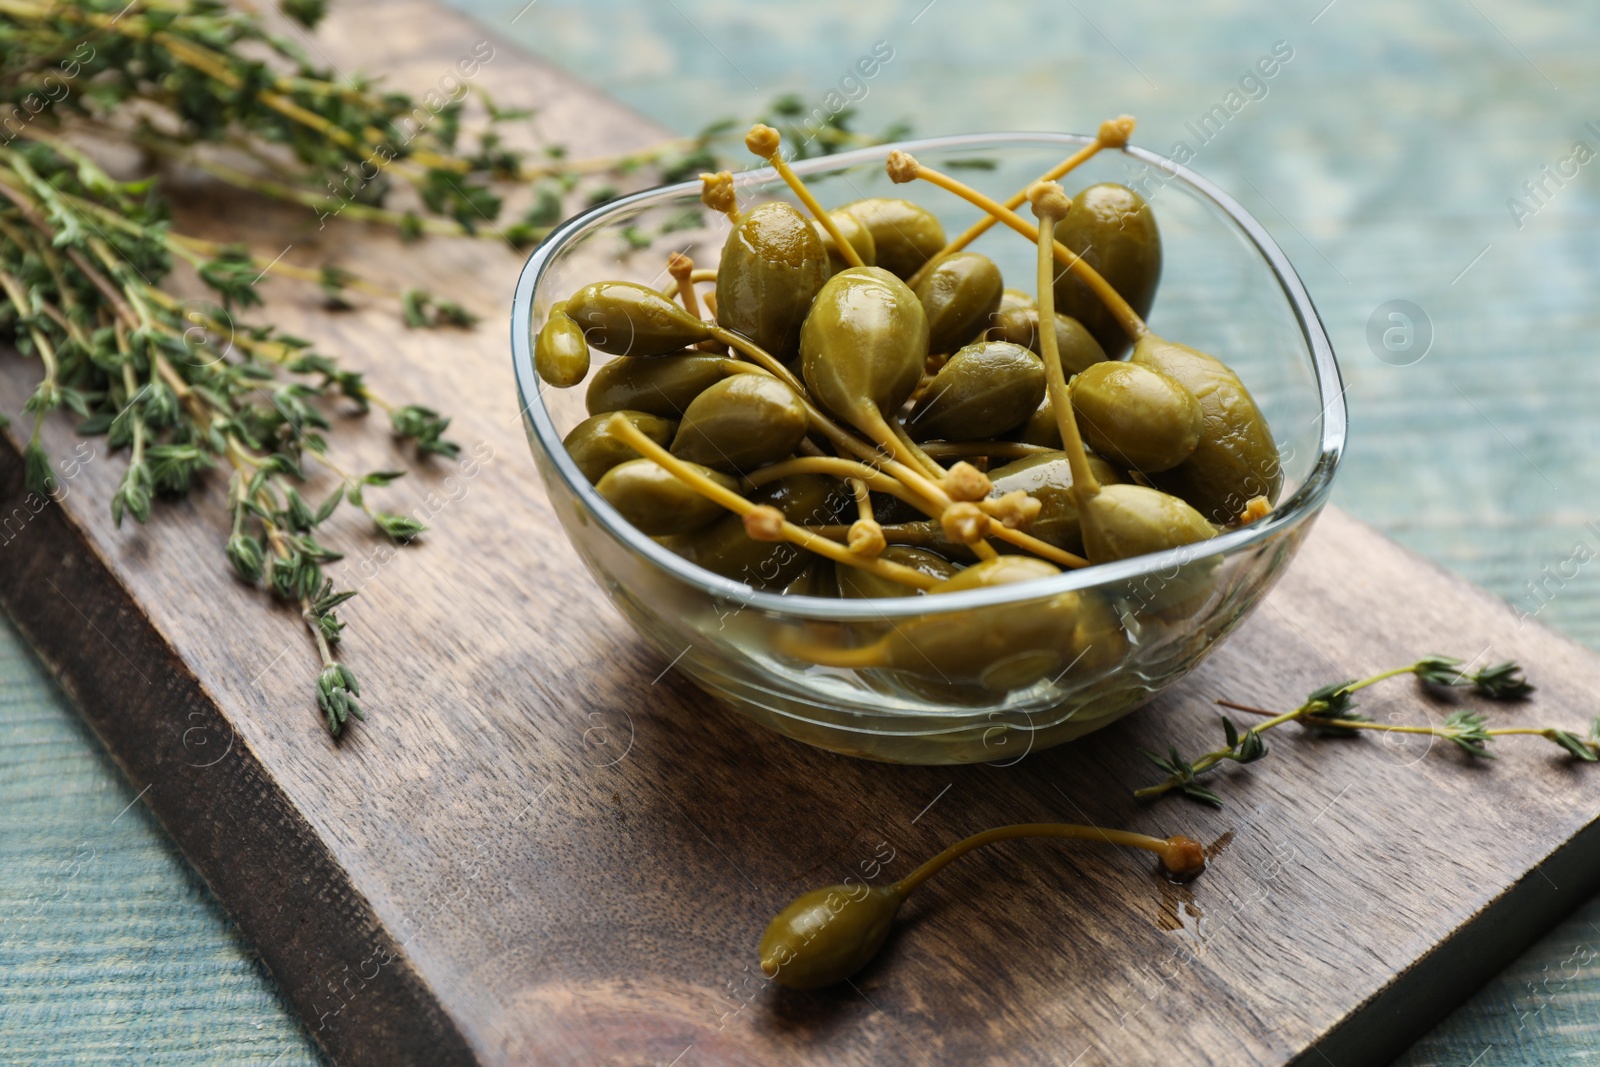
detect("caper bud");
top-left (987, 450), bottom-right (1123, 555)
top-left (565, 280), bottom-right (713, 356)
top-left (799, 266), bottom-right (928, 432)
top-left (813, 208), bottom-right (877, 275)
top-left (1052, 183), bottom-right (1161, 359)
top-left (1133, 336), bottom-right (1282, 524)
top-left (913, 251), bottom-right (1003, 355)
top-left (835, 197), bottom-right (946, 279)
top-left (533, 301), bottom-right (591, 388)
top-left (670, 374), bottom-right (808, 473)
top-left (585, 353), bottom-right (728, 418)
top-left (759, 884), bottom-right (905, 990)
top-left (1068, 361), bottom-right (1202, 473)
top-left (837, 546), bottom-right (955, 599)
top-left (715, 201), bottom-right (830, 362)
top-left (906, 341), bottom-right (1045, 443)
top-left (1079, 483), bottom-right (1216, 565)
top-left (594, 458), bottom-right (734, 536)
top-left (563, 410), bottom-right (676, 483)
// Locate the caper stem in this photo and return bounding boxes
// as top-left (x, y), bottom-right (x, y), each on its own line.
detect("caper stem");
top-left (714, 364), bottom-right (1004, 540)
top-left (1032, 194), bottom-right (1101, 504)
top-left (660, 268), bottom-right (718, 299)
top-left (704, 324), bottom-right (807, 393)
top-left (903, 118), bottom-right (1133, 289)
top-left (849, 477), bottom-right (874, 523)
top-left (803, 520), bottom-right (1088, 570)
top-left (854, 405), bottom-right (953, 498)
top-left (747, 456), bottom-right (936, 513)
top-left (855, 405), bottom-right (1000, 562)
top-left (666, 253), bottom-right (704, 319)
top-left (747, 124), bottom-right (865, 270)
top-left (893, 155), bottom-right (1150, 342)
top-left (668, 257), bottom-right (725, 355)
top-left (987, 525), bottom-right (1089, 569)
top-left (887, 417), bottom-right (949, 480)
top-left (893, 823), bottom-right (1204, 896)
top-left (605, 416), bottom-right (939, 590)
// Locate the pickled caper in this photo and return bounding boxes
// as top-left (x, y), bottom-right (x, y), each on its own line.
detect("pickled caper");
top-left (906, 341), bottom-right (1045, 443)
top-left (759, 884), bottom-right (905, 991)
top-left (793, 557), bottom-right (1081, 689)
top-left (565, 280), bottom-right (714, 356)
top-left (563, 410), bottom-right (676, 483)
top-left (914, 251), bottom-right (1004, 355)
top-left (1068, 361), bottom-right (1202, 474)
top-left (799, 266), bottom-right (928, 434)
top-left (813, 208), bottom-right (878, 275)
top-left (585, 353), bottom-right (727, 418)
top-left (782, 562), bottom-right (836, 598)
top-left (670, 374), bottom-right (808, 473)
top-left (1052, 183), bottom-right (1161, 359)
top-left (715, 201), bottom-right (830, 362)
top-left (988, 289), bottom-right (1108, 376)
top-left (533, 301), bottom-right (591, 388)
top-left (835, 197), bottom-right (946, 279)
top-left (1133, 336), bottom-right (1282, 524)
top-left (595, 458), bottom-right (736, 536)
top-left (760, 818), bottom-right (1206, 990)
top-left (1079, 482), bottom-right (1216, 565)
top-left (1013, 397), bottom-right (1062, 449)
top-left (987, 288), bottom-right (1037, 347)
top-left (1065, 592), bottom-right (1128, 676)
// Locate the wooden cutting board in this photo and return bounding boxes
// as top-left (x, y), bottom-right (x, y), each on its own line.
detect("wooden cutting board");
top-left (2, 2), bottom-right (1597, 1064)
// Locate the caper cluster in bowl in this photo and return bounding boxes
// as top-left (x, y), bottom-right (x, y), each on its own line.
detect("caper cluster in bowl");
top-left (532, 118), bottom-right (1281, 643)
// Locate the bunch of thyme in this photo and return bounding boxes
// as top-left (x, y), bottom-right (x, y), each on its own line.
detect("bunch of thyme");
top-left (0, 0), bottom-right (905, 737)
top-left (1138, 655), bottom-right (1597, 807)
top-left (0, 135), bottom-right (448, 735)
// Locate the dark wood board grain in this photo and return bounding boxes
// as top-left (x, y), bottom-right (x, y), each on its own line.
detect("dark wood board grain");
top-left (2, 2), bottom-right (1598, 1064)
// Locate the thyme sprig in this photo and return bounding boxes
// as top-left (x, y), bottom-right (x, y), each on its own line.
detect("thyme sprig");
top-left (1137, 656), bottom-right (1592, 807)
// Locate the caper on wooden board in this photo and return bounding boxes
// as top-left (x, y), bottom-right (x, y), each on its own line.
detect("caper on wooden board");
top-left (537, 117), bottom-right (1279, 613)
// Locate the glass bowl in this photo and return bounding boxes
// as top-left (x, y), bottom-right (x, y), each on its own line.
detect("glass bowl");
top-left (510, 132), bottom-right (1345, 765)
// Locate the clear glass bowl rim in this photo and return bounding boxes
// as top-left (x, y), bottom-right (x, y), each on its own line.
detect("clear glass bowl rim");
top-left (510, 131), bottom-right (1347, 622)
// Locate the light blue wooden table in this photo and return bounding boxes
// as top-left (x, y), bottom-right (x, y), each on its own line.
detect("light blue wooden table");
top-left (5, 0), bottom-right (1599, 1062)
